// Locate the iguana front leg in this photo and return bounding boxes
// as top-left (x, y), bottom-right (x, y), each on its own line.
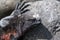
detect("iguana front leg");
top-left (0, 15), bottom-right (17, 28)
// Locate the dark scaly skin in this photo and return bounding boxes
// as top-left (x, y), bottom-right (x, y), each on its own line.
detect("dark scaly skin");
top-left (0, 1), bottom-right (30, 40)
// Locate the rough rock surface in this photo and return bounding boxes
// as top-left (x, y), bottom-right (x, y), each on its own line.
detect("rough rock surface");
top-left (21, 0), bottom-right (60, 40)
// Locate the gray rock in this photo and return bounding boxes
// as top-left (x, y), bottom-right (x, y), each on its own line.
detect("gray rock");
top-left (23, 0), bottom-right (59, 30)
top-left (22, 0), bottom-right (60, 40)
top-left (0, 0), bottom-right (20, 19)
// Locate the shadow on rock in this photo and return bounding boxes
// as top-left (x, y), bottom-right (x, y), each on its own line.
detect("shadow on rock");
top-left (18, 23), bottom-right (53, 40)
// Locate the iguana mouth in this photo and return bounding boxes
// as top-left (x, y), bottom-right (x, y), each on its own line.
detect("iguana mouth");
top-left (0, 27), bottom-right (17, 40)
